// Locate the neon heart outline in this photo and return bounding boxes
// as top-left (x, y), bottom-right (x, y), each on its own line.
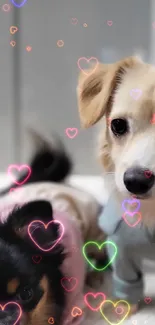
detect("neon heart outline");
top-left (115, 306), bottom-right (124, 315)
top-left (7, 164), bottom-right (32, 185)
top-left (144, 297), bottom-right (152, 304)
top-left (71, 18), bottom-right (78, 25)
top-left (10, 26), bottom-right (18, 34)
top-left (61, 277), bottom-right (78, 292)
top-left (132, 320), bottom-right (137, 325)
top-left (122, 198), bottom-right (140, 214)
top-left (26, 46), bottom-right (32, 51)
top-left (84, 292), bottom-right (106, 311)
top-left (2, 4), bottom-right (11, 11)
top-left (0, 302), bottom-right (22, 325)
top-left (32, 255), bottom-right (42, 264)
top-left (48, 317), bottom-right (55, 324)
top-left (144, 170), bottom-right (152, 178)
top-left (65, 128), bottom-right (78, 139)
top-left (71, 307), bottom-right (82, 317)
top-left (28, 219), bottom-right (64, 252)
top-left (122, 212), bottom-right (141, 227)
top-left (10, 41), bottom-right (16, 47)
top-left (130, 89), bottom-right (142, 100)
top-left (82, 240), bottom-right (118, 271)
top-left (107, 20), bottom-right (113, 26)
top-left (77, 57), bottom-right (99, 76)
top-left (11, 0), bottom-right (28, 8)
top-left (100, 300), bottom-right (130, 325)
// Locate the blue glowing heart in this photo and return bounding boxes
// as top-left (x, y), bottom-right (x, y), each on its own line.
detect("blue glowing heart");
top-left (11, 0), bottom-right (28, 8)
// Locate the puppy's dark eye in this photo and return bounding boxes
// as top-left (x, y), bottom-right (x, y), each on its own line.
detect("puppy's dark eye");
top-left (111, 118), bottom-right (128, 136)
top-left (18, 286), bottom-right (33, 302)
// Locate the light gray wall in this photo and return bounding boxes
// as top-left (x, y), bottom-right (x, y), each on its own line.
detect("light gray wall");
top-left (0, 4), bottom-right (16, 172)
top-left (150, 0), bottom-right (155, 64)
top-left (3, 0), bottom-right (151, 174)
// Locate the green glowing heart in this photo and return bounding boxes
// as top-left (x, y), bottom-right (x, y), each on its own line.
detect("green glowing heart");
top-left (82, 240), bottom-right (118, 271)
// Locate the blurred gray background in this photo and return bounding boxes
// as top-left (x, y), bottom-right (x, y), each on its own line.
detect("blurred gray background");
top-left (0, 0), bottom-right (154, 174)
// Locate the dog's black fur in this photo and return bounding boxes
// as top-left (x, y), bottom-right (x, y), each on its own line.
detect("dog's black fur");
top-left (0, 132), bottom-right (72, 195)
top-left (0, 133), bottom-right (72, 325)
top-left (0, 131), bottom-right (109, 324)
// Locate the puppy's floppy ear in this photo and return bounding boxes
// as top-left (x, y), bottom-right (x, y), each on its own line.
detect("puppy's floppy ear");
top-left (3, 200), bottom-right (63, 255)
top-left (7, 200), bottom-right (53, 230)
top-left (77, 56), bottom-right (143, 128)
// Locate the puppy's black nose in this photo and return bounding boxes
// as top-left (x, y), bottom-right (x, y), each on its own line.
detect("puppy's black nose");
top-left (124, 167), bottom-right (155, 195)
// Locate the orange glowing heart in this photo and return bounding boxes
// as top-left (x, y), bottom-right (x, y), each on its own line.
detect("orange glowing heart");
top-left (71, 307), bottom-right (82, 318)
top-left (26, 46), bottom-right (32, 52)
top-left (10, 26), bottom-right (18, 34)
top-left (10, 41), bottom-right (16, 47)
top-left (48, 317), bottom-right (54, 324)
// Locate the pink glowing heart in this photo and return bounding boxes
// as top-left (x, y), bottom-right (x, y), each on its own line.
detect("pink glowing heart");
top-left (84, 292), bottom-right (106, 311)
top-left (77, 57), bottom-right (98, 75)
top-left (107, 20), bottom-right (113, 26)
top-left (32, 255), bottom-right (42, 264)
top-left (7, 164), bottom-right (31, 185)
top-left (144, 170), bottom-right (152, 178)
top-left (2, 4), bottom-right (12, 11)
top-left (28, 220), bottom-right (64, 252)
top-left (65, 128), bottom-right (78, 139)
top-left (115, 306), bottom-right (124, 315)
top-left (0, 302), bottom-right (22, 325)
top-left (61, 277), bottom-right (78, 292)
top-left (144, 297), bottom-right (152, 304)
top-left (122, 212), bottom-right (141, 227)
top-left (71, 18), bottom-right (78, 25)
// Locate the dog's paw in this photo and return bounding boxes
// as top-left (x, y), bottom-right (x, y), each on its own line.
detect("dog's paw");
top-left (99, 298), bottom-right (138, 323)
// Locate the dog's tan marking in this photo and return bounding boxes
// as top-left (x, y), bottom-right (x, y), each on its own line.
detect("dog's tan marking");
top-left (7, 278), bottom-right (20, 294)
top-left (98, 123), bottom-right (114, 171)
top-left (26, 276), bottom-right (54, 325)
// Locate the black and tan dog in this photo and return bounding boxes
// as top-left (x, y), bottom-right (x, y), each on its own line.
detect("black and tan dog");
top-left (0, 131), bottom-right (106, 325)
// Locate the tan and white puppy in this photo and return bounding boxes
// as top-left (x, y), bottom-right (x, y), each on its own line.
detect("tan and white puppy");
top-left (77, 56), bottom-right (155, 317)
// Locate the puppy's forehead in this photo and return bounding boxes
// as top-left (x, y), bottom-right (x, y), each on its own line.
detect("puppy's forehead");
top-left (111, 64), bottom-right (155, 120)
top-left (0, 240), bottom-right (35, 283)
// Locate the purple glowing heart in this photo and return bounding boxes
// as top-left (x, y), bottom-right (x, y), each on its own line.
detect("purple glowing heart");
top-left (130, 89), bottom-right (142, 100)
top-left (122, 198), bottom-right (140, 214)
top-left (10, 0), bottom-right (27, 8)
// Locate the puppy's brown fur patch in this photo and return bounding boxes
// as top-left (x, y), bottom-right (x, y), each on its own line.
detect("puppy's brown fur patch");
top-left (26, 276), bottom-right (54, 325)
top-left (77, 56), bottom-right (142, 129)
top-left (7, 278), bottom-right (20, 294)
